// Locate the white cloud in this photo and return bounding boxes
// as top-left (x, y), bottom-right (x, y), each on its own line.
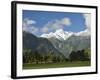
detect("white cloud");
top-left (72, 13), bottom-right (91, 36)
top-left (74, 13), bottom-right (91, 36)
top-left (24, 18), bottom-right (36, 25)
top-left (41, 27), bottom-right (49, 33)
top-left (41, 17), bottom-right (71, 33)
top-left (83, 14), bottom-right (91, 31)
top-left (30, 26), bottom-right (38, 33)
top-left (78, 13), bottom-right (91, 36)
top-left (23, 18), bottom-right (38, 34)
top-left (76, 29), bottom-right (90, 36)
top-left (60, 18), bottom-right (71, 26)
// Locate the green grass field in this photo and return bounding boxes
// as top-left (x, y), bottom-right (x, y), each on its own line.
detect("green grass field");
top-left (23, 61), bottom-right (90, 69)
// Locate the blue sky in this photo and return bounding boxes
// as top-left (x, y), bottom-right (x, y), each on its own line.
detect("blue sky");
top-left (23, 10), bottom-right (87, 36)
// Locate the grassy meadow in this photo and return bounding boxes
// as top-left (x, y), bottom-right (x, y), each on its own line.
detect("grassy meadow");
top-left (23, 61), bottom-right (90, 69)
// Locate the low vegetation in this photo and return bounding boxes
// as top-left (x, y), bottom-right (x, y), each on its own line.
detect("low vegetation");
top-left (23, 61), bottom-right (90, 69)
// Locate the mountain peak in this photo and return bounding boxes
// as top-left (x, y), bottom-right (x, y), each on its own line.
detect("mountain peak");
top-left (41, 29), bottom-right (73, 40)
top-left (55, 29), bottom-right (73, 40)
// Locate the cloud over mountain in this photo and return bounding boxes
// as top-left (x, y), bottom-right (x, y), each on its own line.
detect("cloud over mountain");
top-left (75, 14), bottom-right (91, 36)
top-left (41, 17), bottom-right (71, 33)
top-left (83, 14), bottom-right (91, 33)
top-left (22, 18), bottom-right (38, 34)
top-left (83, 14), bottom-right (91, 30)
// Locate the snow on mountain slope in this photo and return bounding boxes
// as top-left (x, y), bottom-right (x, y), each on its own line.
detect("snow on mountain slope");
top-left (41, 29), bottom-right (90, 40)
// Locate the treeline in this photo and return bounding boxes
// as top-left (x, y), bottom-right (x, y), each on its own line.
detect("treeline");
top-left (23, 48), bottom-right (90, 64)
top-left (23, 49), bottom-right (67, 64)
top-left (69, 49), bottom-right (90, 61)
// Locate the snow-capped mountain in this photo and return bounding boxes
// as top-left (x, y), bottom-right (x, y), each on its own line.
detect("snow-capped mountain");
top-left (41, 29), bottom-right (73, 40)
top-left (41, 29), bottom-right (90, 41)
top-left (40, 29), bottom-right (91, 58)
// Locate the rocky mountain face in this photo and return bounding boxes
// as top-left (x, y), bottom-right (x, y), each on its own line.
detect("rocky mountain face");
top-left (23, 31), bottom-right (65, 58)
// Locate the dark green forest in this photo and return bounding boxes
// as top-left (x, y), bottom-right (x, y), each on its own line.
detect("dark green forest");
top-left (23, 48), bottom-right (90, 64)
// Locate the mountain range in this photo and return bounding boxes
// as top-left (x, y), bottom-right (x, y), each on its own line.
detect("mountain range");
top-left (23, 28), bottom-right (90, 59)
top-left (41, 29), bottom-right (91, 58)
top-left (41, 29), bottom-right (90, 41)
